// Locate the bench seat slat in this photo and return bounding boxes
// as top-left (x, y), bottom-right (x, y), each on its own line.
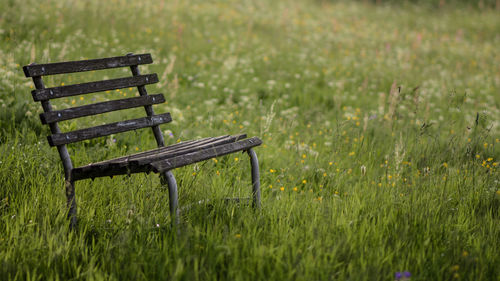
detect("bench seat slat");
top-left (23, 54), bottom-right (153, 77)
top-left (85, 137), bottom-right (218, 167)
top-left (131, 134), bottom-right (248, 166)
top-left (70, 135), bottom-right (256, 180)
top-left (151, 137), bottom-right (262, 172)
top-left (105, 136), bottom-right (229, 167)
top-left (75, 135), bottom-right (236, 170)
top-left (47, 112), bottom-right (172, 146)
top-left (32, 74), bottom-right (158, 101)
top-left (40, 94), bottom-right (165, 124)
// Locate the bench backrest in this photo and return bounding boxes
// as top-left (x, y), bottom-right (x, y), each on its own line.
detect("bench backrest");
top-left (23, 53), bottom-right (169, 179)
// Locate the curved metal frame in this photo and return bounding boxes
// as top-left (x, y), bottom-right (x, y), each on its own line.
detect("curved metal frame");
top-left (163, 148), bottom-right (261, 225)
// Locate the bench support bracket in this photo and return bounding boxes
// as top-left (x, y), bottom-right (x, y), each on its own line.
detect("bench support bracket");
top-left (247, 148), bottom-right (261, 209)
top-left (163, 171), bottom-right (179, 225)
top-left (65, 180), bottom-right (77, 229)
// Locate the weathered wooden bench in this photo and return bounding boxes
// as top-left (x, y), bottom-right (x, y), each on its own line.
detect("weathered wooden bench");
top-left (22, 53), bottom-right (262, 228)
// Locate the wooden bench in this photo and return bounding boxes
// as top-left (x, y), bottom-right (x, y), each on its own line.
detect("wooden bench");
top-left (22, 53), bottom-right (262, 228)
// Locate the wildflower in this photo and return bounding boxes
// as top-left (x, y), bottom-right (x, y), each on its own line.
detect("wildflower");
top-left (329, 162), bottom-right (333, 166)
top-left (451, 265), bottom-right (459, 271)
top-left (280, 186), bottom-right (285, 191)
top-left (234, 157), bottom-right (239, 162)
top-left (348, 151), bottom-right (355, 156)
top-left (135, 147), bottom-right (139, 151)
top-left (270, 169), bottom-right (276, 173)
top-left (443, 162), bottom-right (448, 168)
top-left (235, 234), bottom-right (241, 238)
top-left (462, 251), bottom-right (469, 257)
top-left (394, 271), bottom-right (411, 280)
top-left (293, 187), bottom-right (298, 192)
top-left (487, 158), bottom-right (493, 162)
top-left (302, 179), bottom-right (307, 184)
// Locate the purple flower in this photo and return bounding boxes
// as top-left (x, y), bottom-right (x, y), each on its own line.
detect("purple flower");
top-left (404, 271), bottom-right (411, 278)
top-left (395, 272), bottom-right (402, 280)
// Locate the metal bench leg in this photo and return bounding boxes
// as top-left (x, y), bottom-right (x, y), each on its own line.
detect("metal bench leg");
top-left (163, 171), bottom-right (179, 225)
top-left (247, 148), bottom-right (261, 209)
top-left (65, 179), bottom-right (77, 229)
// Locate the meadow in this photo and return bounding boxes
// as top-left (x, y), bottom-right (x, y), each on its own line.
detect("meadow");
top-left (0, 0), bottom-right (499, 280)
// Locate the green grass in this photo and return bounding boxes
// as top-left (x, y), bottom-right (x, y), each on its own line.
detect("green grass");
top-left (1, 0), bottom-right (499, 280)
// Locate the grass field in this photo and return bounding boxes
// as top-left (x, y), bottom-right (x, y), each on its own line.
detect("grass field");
top-left (1, 0), bottom-right (499, 280)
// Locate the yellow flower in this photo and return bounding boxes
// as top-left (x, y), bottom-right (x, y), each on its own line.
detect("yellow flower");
top-left (280, 186), bottom-right (285, 191)
top-left (443, 162), bottom-right (448, 168)
top-left (487, 158), bottom-right (493, 162)
top-left (329, 162), bottom-right (333, 166)
top-left (462, 250), bottom-right (469, 257)
top-left (292, 187), bottom-right (298, 192)
top-left (302, 179), bottom-right (307, 184)
top-left (234, 157), bottom-right (239, 162)
top-left (135, 147), bottom-right (139, 151)
top-left (348, 151), bottom-right (355, 156)
top-left (212, 158), bottom-right (218, 163)
top-left (302, 154), bottom-right (306, 159)
top-left (235, 234), bottom-right (241, 238)
top-left (270, 169), bottom-right (276, 173)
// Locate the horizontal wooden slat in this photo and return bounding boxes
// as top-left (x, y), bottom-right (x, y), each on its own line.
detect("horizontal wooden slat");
top-left (40, 94), bottom-right (165, 124)
top-left (84, 137), bottom-right (217, 168)
top-left (70, 134), bottom-right (250, 181)
top-left (132, 134), bottom-right (248, 166)
top-left (151, 137), bottom-right (262, 172)
top-left (32, 74), bottom-right (158, 101)
top-left (47, 113), bottom-right (171, 146)
top-left (23, 54), bottom-right (153, 77)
